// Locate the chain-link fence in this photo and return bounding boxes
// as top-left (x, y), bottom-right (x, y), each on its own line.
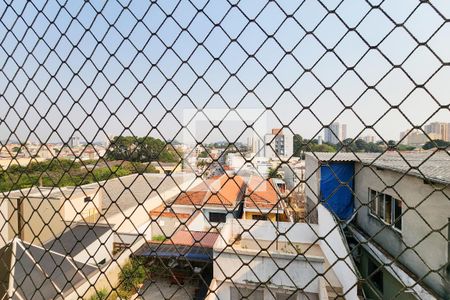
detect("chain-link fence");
top-left (0, 0), bottom-right (449, 299)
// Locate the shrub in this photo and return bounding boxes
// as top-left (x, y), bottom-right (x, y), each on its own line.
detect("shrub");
top-left (118, 258), bottom-right (146, 297)
top-left (88, 288), bottom-right (108, 300)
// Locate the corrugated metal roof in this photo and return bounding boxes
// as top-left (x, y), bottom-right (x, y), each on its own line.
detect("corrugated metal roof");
top-left (306, 151), bottom-right (450, 184)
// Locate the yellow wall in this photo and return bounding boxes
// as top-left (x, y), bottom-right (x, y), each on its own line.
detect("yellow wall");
top-left (244, 211), bottom-right (289, 222)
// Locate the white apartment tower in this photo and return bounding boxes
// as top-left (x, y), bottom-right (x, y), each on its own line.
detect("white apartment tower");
top-left (263, 128), bottom-right (293, 159)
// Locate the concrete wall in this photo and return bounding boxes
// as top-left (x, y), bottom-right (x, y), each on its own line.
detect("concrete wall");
top-left (214, 250), bottom-right (324, 294)
top-left (353, 163), bottom-right (450, 297)
top-left (208, 280), bottom-right (319, 300)
top-left (63, 190), bottom-right (102, 223)
top-left (66, 237), bottom-right (146, 300)
top-left (3, 188), bottom-right (101, 246)
top-left (305, 154), bottom-right (320, 204)
top-left (0, 200), bottom-right (10, 248)
top-left (317, 205), bottom-right (358, 299)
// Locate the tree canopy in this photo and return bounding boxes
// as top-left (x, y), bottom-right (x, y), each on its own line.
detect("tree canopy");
top-left (105, 136), bottom-right (179, 162)
top-left (422, 139), bottom-right (450, 150)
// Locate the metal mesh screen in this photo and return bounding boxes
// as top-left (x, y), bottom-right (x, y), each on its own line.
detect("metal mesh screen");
top-left (0, 0), bottom-right (449, 299)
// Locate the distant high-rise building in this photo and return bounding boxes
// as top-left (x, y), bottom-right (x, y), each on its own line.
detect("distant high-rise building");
top-left (70, 136), bottom-right (80, 148)
top-left (401, 130), bottom-right (441, 147)
top-left (324, 122), bottom-right (347, 144)
top-left (361, 135), bottom-right (375, 143)
top-left (253, 128), bottom-right (293, 159)
top-left (250, 133), bottom-right (265, 156)
top-left (424, 122), bottom-right (449, 142)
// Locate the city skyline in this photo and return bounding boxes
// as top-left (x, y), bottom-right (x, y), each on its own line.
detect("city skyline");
top-left (1, 1), bottom-right (449, 145)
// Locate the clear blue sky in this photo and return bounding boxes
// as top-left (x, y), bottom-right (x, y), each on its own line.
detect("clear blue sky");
top-left (0, 0), bottom-right (449, 144)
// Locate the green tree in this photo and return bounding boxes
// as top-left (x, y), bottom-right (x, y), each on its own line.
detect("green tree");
top-left (106, 136), bottom-right (178, 163)
top-left (422, 139), bottom-right (450, 150)
top-left (198, 151), bottom-right (209, 158)
top-left (293, 134), bottom-right (303, 156)
top-left (268, 167), bottom-right (282, 179)
top-left (12, 146), bottom-right (21, 153)
top-left (118, 258), bottom-right (147, 297)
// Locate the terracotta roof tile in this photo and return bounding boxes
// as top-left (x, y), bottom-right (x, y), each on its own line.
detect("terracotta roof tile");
top-left (172, 175), bottom-right (245, 208)
top-left (244, 176), bottom-right (279, 210)
top-left (164, 230), bottom-right (219, 248)
top-left (149, 204), bottom-right (190, 219)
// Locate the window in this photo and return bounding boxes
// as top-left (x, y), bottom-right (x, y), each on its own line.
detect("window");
top-left (377, 194), bottom-right (384, 219)
top-left (384, 195), bottom-right (392, 224)
top-left (209, 212), bottom-right (227, 223)
top-left (368, 259), bottom-right (383, 294)
top-left (368, 188), bottom-right (402, 232)
top-left (252, 214), bottom-right (268, 221)
top-left (393, 199), bottom-right (402, 231)
top-left (369, 189), bottom-right (377, 214)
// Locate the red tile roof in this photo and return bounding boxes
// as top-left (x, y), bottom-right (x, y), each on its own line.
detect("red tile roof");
top-left (165, 230), bottom-right (219, 248)
top-left (244, 176), bottom-right (279, 210)
top-left (149, 204), bottom-right (190, 219)
top-left (205, 175), bottom-right (245, 207)
top-left (172, 175), bottom-right (245, 208)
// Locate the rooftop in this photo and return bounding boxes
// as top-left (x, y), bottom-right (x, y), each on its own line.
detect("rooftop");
top-left (44, 224), bottom-right (111, 258)
top-left (149, 204), bottom-right (191, 219)
top-left (244, 176), bottom-right (280, 210)
top-left (1, 239), bottom-right (97, 300)
top-left (164, 230), bottom-right (219, 249)
top-left (1, 184), bottom-right (99, 200)
top-left (171, 174), bottom-right (245, 208)
top-left (307, 151), bottom-right (450, 185)
top-left (101, 173), bottom-right (195, 218)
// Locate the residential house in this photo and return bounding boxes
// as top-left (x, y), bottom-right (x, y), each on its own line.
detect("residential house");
top-left (305, 151), bottom-right (449, 299)
top-left (150, 174), bottom-right (246, 235)
top-left (208, 207), bottom-right (358, 300)
top-left (0, 185), bottom-right (102, 247)
top-left (243, 175), bottom-right (289, 222)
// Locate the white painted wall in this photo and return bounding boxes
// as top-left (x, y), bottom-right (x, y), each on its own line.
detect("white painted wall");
top-left (318, 205), bottom-right (358, 300)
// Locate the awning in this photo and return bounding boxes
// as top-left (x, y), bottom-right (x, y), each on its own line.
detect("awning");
top-left (134, 243), bottom-right (213, 263)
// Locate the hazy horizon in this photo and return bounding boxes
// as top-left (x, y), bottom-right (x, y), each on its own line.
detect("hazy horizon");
top-left (1, 0), bottom-right (449, 145)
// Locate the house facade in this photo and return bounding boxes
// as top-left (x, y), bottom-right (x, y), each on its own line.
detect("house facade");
top-left (305, 151), bottom-right (449, 299)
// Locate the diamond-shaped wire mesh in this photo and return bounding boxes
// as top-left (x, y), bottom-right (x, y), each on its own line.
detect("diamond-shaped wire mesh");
top-left (0, 0), bottom-right (449, 299)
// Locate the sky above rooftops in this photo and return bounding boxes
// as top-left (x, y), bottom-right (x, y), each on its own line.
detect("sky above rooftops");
top-left (1, 0), bottom-right (449, 144)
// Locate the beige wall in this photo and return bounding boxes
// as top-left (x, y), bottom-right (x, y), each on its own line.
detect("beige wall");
top-left (3, 188), bottom-right (102, 245)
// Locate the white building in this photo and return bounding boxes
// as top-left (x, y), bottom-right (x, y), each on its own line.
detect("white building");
top-left (226, 153), bottom-right (246, 171)
top-left (264, 129), bottom-right (294, 159)
top-left (70, 136), bottom-right (80, 148)
top-left (208, 212), bottom-right (358, 300)
top-left (324, 123), bottom-right (347, 144)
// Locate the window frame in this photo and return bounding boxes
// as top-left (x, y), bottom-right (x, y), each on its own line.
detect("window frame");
top-left (392, 198), bottom-right (403, 232)
top-left (368, 188), bottom-right (402, 233)
top-left (209, 212), bottom-right (227, 223)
